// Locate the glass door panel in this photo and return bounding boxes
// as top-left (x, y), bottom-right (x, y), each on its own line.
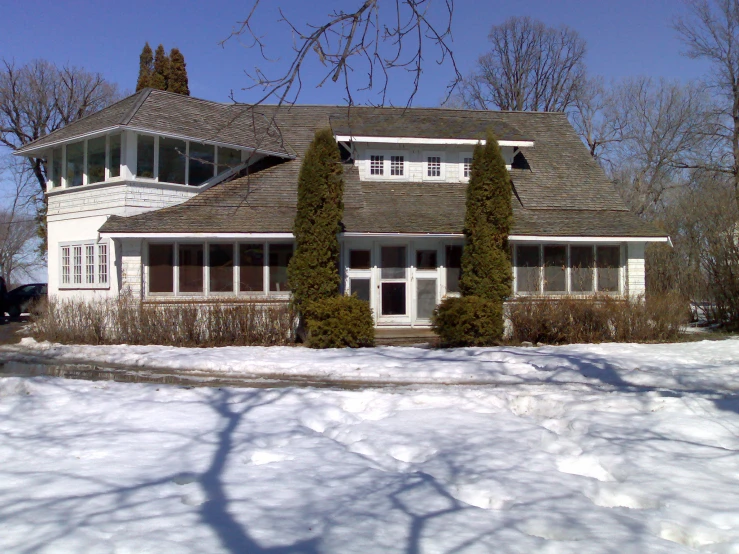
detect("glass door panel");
top-left (380, 246), bottom-right (407, 317)
top-left (416, 279), bottom-right (437, 320)
top-left (382, 282), bottom-right (406, 315)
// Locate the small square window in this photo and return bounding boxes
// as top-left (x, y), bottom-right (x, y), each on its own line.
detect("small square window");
top-left (416, 250), bottom-right (437, 270)
top-left (370, 155), bottom-right (384, 176)
top-left (427, 156), bottom-right (441, 177)
top-left (350, 250), bottom-right (371, 269)
top-left (390, 155), bottom-right (404, 176)
top-left (463, 157), bottom-right (473, 178)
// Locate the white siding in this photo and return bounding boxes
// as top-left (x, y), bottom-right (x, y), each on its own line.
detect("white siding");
top-left (627, 242), bottom-right (646, 298)
top-left (120, 239), bottom-right (143, 298)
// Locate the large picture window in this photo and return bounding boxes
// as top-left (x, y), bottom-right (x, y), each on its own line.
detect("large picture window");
top-left (147, 241), bottom-right (293, 296)
top-left (66, 141), bottom-right (84, 187)
top-left (59, 241), bottom-right (111, 289)
top-left (515, 244), bottom-right (622, 295)
top-left (87, 136), bottom-right (106, 184)
top-left (158, 137), bottom-right (187, 185)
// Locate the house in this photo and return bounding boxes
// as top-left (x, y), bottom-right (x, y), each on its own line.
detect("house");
top-left (14, 89), bottom-right (668, 328)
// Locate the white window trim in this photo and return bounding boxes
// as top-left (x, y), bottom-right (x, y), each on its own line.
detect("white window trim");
top-left (512, 243), bottom-right (624, 297)
top-left (423, 151), bottom-right (446, 181)
top-left (59, 239), bottom-right (111, 290)
top-left (145, 240), bottom-right (294, 298)
top-left (365, 150), bottom-right (408, 180)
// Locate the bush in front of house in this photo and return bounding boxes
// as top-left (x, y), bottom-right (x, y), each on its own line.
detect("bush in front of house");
top-left (432, 296), bottom-right (504, 347)
top-left (31, 295), bottom-right (296, 347)
top-left (304, 295), bottom-right (375, 349)
top-left (507, 293), bottom-right (689, 345)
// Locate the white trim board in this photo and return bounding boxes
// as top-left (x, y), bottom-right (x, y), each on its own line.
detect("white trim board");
top-left (102, 232), bottom-right (295, 239)
top-left (335, 135), bottom-right (534, 148)
top-left (509, 235), bottom-right (670, 243)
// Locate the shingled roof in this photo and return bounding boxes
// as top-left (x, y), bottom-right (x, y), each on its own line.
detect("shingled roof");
top-left (98, 104), bottom-right (664, 239)
top-left (15, 89), bottom-right (291, 157)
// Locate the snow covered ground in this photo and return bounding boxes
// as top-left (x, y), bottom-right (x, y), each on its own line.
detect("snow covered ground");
top-left (1, 340), bottom-right (739, 552)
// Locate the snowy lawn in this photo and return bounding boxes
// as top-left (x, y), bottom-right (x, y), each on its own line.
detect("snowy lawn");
top-left (1, 340), bottom-right (739, 552)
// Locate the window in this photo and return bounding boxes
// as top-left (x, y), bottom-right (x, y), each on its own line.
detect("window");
top-left (514, 244), bottom-right (621, 295)
top-left (217, 146), bottom-right (242, 175)
top-left (543, 245), bottom-right (567, 294)
top-left (60, 241), bottom-right (110, 289)
top-left (66, 141), bottom-right (84, 187)
top-left (179, 243), bottom-right (204, 293)
top-left (209, 243), bottom-right (234, 293)
top-left (61, 247), bottom-right (70, 284)
top-left (159, 137), bottom-right (187, 184)
top-left (463, 157), bottom-right (473, 179)
top-left (390, 155), bottom-right (404, 176)
top-left (416, 250), bottom-right (437, 270)
top-left (98, 244), bottom-right (108, 285)
top-left (516, 246), bottom-right (541, 293)
top-left (349, 250), bottom-right (371, 269)
top-left (149, 244), bottom-right (174, 293)
top-left (87, 137), bottom-right (106, 185)
top-left (350, 278), bottom-right (371, 302)
top-left (597, 246), bottom-right (621, 292)
top-left (239, 244), bottom-right (264, 292)
top-left (109, 134), bottom-right (121, 178)
top-left (189, 143), bottom-right (216, 186)
top-left (137, 134), bottom-right (155, 178)
top-left (370, 155), bottom-right (384, 176)
top-left (445, 245), bottom-right (463, 294)
top-left (52, 147), bottom-right (62, 188)
top-left (427, 156), bottom-right (441, 177)
top-left (269, 244), bottom-right (293, 292)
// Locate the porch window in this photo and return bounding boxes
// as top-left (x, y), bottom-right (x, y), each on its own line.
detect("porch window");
top-left (349, 250), bottom-right (371, 269)
top-left (209, 243), bottom-right (234, 293)
top-left (179, 244), bottom-right (204, 293)
top-left (51, 147), bottom-right (62, 188)
top-left (269, 244), bottom-right (293, 292)
top-left (239, 244), bottom-right (264, 292)
top-left (514, 244), bottom-right (622, 295)
top-left (159, 137), bottom-right (187, 185)
top-left (445, 245), bottom-right (463, 293)
top-left (87, 136), bottom-right (106, 185)
top-left (59, 241), bottom-right (111, 289)
top-left (217, 146), bottom-right (242, 174)
top-left (136, 134), bottom-right (155, 178)
top-left (149, 244), bottom-right (174, 293)
top-left (350, 278), bottom-right (371, 302)
top-left (416, 250), bottom-right (437, 270)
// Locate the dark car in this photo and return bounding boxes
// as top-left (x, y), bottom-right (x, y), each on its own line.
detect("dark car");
top-left (6, 283), bottom-right (47, 318)
top-left (0, 276), bottom-right (7, 320)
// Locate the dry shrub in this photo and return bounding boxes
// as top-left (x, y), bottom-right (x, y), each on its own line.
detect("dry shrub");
top-left (31, 294), bottom-right (296, 347)
top-left (507, 293), bottom-right (689, 345)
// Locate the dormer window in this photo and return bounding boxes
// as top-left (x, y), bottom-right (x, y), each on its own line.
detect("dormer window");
top-left (463, 157), bottom-right (473, 179)
top-left (370, 155), bottom-right (384, 176)
top-left (390, 155), bottom-right (404, 176)
top-left (423, 151), bottom-right (445, 180)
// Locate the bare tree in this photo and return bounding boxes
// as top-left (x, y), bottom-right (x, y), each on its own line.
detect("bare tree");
top-left (0, 156), bottom-right (42, 285)
top-left (0, 59), bottom-right (120, 192)
top-left (458, 16), bottom-right (586, 112)
top-left (675, 0), bottom-right (739, 210)
top-left (222, 0), bottom-right (462, 107)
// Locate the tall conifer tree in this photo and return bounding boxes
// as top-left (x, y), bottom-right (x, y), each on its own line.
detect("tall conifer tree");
top-left (136, 43), bottom-right (154, 91)
top-left (459, 131), bottom-right (513, 303)
top-left (150, 44), bottom-right (169, 91)
top-left (167, 48), bottom-right (190, 95)
top-left (287, 128), bottom-right (344, 308)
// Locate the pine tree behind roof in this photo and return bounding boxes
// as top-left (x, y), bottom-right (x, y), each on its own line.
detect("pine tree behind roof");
top-left (150, 44), bottom-right (169, 91)
top-left (168, 48), bottom-right (190, 96)
top-left (136, 42), bottom-right (153, 92)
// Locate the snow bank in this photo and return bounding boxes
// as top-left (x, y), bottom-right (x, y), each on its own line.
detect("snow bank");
top-left (5, 336), bottom-right (739, 391)
top-left (1, 373), bottom-right (738, 552)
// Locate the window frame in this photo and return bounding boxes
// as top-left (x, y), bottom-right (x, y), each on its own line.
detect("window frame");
top-left (513, 243), bottom-right (624, 296)
top-left (460, 152), bottom-right (474, 182)
top-left (145, 240), bottom-right (294, 297)
top-left (423, 151), bottom-right (446, 181)
top-left (58, 239), bottom-right (111, 290)
top-left (365, 150), bottom-right (408, 180)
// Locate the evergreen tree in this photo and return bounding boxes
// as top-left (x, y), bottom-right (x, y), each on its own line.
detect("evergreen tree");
top-left (149, 44), bottom-right (169, 91)
top-left (136, 43), bottom-right (154, 91)
top-left (167, 48), bottom-right (190, 95)
top-left (459, 131), bottom-right (513, 303)
top-left (287, 128), bottom-right (344, 308)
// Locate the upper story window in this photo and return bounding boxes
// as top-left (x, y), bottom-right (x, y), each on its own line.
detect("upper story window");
top-left (370, 155), bottom-right (384, 176)
top-left (50, 133), bottom-right (123, 189)
top-left (136, 133), bottom-right (244, 186)
top-left (463, 156), bottom-right (473, 179)
top-left (423, 151), bottom-right (445, 180)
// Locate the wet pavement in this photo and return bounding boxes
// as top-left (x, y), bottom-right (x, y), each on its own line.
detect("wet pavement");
top-left (0, 318), bottom-right (27, 345)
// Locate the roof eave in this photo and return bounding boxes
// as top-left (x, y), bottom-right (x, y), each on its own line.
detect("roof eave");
top-left (334, 135), bottom-right (534, 148)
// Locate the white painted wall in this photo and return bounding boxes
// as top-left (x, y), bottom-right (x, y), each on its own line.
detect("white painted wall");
top-left (627, 242), bottom-right (646, 298)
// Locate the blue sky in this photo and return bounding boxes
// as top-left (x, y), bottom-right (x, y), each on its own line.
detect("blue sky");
top-left (0, 0), bottom-right (710, 106)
